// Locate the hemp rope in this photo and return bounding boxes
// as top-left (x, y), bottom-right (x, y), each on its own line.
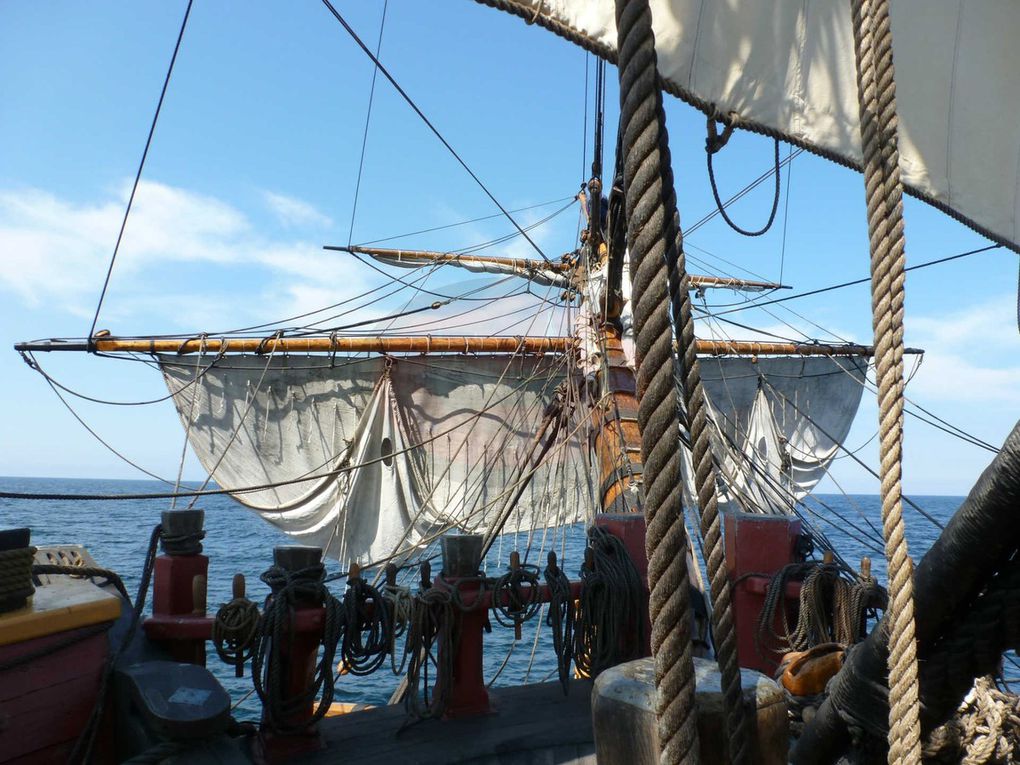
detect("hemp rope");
top-left (849, 0), bottom-right (922, 762)
top-left (614, 0), bottom-right (750, 761)
top-left (0, 547), bottom-right (36, 602)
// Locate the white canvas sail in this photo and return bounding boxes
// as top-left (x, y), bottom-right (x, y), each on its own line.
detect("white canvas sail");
top-left (680, 355), bottom-right (868, 513)
top-left (482, 0), bottom-right (1020, 253)
top-left (160, 353), bottom-right (592, 564)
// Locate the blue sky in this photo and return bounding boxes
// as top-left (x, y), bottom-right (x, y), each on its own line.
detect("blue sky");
top-left (2, 0), bottom-right (1018, 495)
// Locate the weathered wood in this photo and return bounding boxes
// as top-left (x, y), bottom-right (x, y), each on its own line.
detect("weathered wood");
top-left (310, 681), bottom-right (596, 765)
top-left (591, 657), bottom-right (789, 765)
top-left (16, 336), bottom-right (919, 357)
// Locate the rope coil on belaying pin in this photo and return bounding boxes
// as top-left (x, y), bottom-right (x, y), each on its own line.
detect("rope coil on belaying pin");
top-left (491, 551), bottom-right (541, 639)
top-left (339, 562), bottom-right (391, 676)
top-left (212, 573), bottom-right (259, 678)
top-left (544, 550), bottom-right (574, 695)
top-left (402, 560), bottom-right (457, 721)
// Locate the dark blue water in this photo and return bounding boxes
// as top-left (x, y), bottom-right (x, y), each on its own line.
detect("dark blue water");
top-left (0, 476), bottom-right (962, 719)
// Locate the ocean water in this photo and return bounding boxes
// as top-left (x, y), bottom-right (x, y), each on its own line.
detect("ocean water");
top-left (0, 476), bottom-right (963, 719)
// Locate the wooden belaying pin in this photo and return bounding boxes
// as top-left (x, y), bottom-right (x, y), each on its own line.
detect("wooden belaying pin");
top-left (860, 557), bottom-right (872, 579)
top-left (232, 572), bottom-right (246, 600)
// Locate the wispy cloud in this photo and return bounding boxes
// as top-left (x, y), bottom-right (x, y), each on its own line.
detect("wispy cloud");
top-left (906, 296), bottom-right (1020, 405)
top-left (262, 191), bottom-right (333, 229)
top-left (0, 181), bottom-right (362, 327)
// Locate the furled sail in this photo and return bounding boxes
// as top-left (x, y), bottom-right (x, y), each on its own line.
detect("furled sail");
top-left (680, 356), bottom-right (868, 513)
top-left (160, 353), bottom-right (592, 565)
top-left (481, 0), bottom-right (1020, 252)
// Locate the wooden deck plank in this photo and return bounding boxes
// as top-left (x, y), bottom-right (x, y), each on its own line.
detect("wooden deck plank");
top-left (308, 682), bottom-right (596, 765)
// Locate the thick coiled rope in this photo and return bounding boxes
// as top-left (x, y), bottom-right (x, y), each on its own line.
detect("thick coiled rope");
top-left (339, 576), bottom-right (391, 676)
top-left (403, 582), bottom-right (456, 720)
top-left (212, 596), bottom-right (259, 677)
top-left (0, 546), bottom-right (36, 605)
top-left (615, 0), bottom-right (750, 761)
top-left (849, 0), bottom-right (921, 761)
top-left (252, 563), bottom-right (343, 734)
top-left (574, 526), bottom-right (646, 679)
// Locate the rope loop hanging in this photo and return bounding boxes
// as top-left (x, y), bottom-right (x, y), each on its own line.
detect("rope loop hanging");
top-left (705, 113), bottom-right (782, 237)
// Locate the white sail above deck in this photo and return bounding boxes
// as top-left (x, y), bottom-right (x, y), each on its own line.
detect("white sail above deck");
top-left (487, 0), bottom-right (1020, 252)
top-left (681, 355), bottom-right (868, 513)
top-left (160, 354), bottom-right (591, 565)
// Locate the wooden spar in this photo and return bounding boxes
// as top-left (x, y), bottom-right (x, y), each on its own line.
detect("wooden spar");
top-left (14, 336), bottom-right (922, 356)
top-left (326, 245), bottom-right (789, 292)
top-left (325, 245), bottom-right (572, 273)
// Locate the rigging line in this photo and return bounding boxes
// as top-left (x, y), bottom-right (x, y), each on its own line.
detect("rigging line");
top-left (35, 370), bottom-right (176, 486)
top-left (355, 196), bottom-right (574, 246)
top-left (319, 0), bottom-right (554, 264)
top-left (713, 243), bottom-right (1004, 318)
top-left (581, 51), bottom-right (589, 186)
top-left (779, 143), bottom-right (793, 284)
top-left (347, 0), bottom-right (388, 247)
top-left (88, 0), bottom-right (194, 344)
top-left (343, 251), bottom-right (525, 301)
top-left (453, 200), bottom-right (577, 254)
top-left (759, 376), bottom-right (945, 531)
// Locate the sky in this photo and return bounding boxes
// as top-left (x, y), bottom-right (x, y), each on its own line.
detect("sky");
top-left (1, 0), bottom-right (1018, 496)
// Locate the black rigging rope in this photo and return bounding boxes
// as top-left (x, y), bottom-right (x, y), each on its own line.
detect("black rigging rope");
top-left (319, 0), bottom-right (553, 264)
top-left (705, 119), bottom-right (782, 238)
top-left (88, 0), bottom-right (193, 344)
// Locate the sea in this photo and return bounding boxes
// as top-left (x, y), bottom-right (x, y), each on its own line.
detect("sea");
top-left (0, 476), bottom-right (964, 719)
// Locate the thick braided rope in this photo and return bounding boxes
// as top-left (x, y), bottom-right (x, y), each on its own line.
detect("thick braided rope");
top-left (849, 0), bottom-right (922, 762)
top-left (615, 1), bottom-right (749, 762)
top-left (614, 0), bottom-right (699, 761)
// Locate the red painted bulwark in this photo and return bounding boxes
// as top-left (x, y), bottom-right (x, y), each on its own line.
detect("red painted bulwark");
top-left (0, 625), bottom-right (110, 763)
top-left (724, 512), bottom-right (803, 674)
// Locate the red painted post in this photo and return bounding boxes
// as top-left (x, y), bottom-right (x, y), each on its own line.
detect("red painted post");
top-left (151, 510), bottom-right (208, 665)
top-left (724, 511), bottom-right (804, 673)
top-left (434, 534), bottom-right (491, 718)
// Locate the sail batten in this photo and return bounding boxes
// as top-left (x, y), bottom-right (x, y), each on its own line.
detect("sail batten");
top-left (478, 0), bottom-right (1020, 254)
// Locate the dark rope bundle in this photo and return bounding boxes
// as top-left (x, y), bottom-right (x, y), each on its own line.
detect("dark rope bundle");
top-left (339, 575), bottom-right (391, 676)
top-left (252, 562), bottom-right (343, 734)
top-left (544, 551), bottom-right (574, 695)
top-left (212, 596), bottom-right (260, 678)
top-left (573, 526), bottom-right (646, 678)
top-left (403, 564), bottom-right (457, 721)
top-left (490, 553), bottom-right (541, 632)
top-left (0, 545), bottom-right (37, 607)
top-left (755, 561), bottom-right (887, 661)
top-left (158, 527), bottom-right (205, 556)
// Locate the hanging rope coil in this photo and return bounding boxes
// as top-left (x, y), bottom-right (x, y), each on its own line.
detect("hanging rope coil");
top-left (403, 580), bottom-right (457, 720)
top-left (849, 0), bottom-right (922, 760)
top-left (573, 526), bottom-right (645, 678)
top-left (544, 551), bottom-right (575, 695)
top-left (705, 114), bottom-right (782, 237)
top-left (252, 562), bottom-right (343, 734)
top-left (925, 678), bottom-right (1020, 765)
top-left (0, 546), bottom-right (36, 605)
top-left (212, 596), bottom-right (260, 678)
top-left (339, 575), bottom-right (391, 676)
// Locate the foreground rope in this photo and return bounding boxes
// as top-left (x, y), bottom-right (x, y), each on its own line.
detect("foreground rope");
top-left (613, 0), bottom-right (704, 761)
top-left (544, 551), bottom-right (574, 695)
top-left (925, 678), bottom-right (1020, 765)
top-left (0, 546), bottom-right (36, 604)
top-left (849, 0), bottom-right (922, 761)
